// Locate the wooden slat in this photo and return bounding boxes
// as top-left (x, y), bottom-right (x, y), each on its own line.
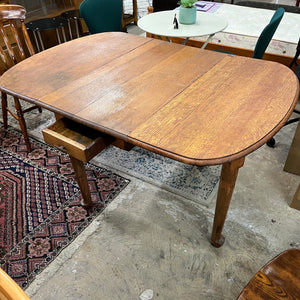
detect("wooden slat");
top-left (0, 21), bottom-right (15, 64)
top-left (21, 21), bottom-right (35, 56)
top-left (0, 33), bottom-right (151, 101)
top-left (9, 19), bottom-right (26, 61)
top-left (77, 43), bottom-right (225, 134)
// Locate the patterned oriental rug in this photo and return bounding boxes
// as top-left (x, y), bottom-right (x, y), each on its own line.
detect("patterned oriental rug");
top-left (0, 126), bottom-right (130, 289)
top-left (95, 146), bottom-right (221, 206)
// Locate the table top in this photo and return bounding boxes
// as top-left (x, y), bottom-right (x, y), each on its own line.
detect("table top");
top-left (138, 10), bottom-right (227, 38)
top-left (0, 32), bottom-right (298, 165)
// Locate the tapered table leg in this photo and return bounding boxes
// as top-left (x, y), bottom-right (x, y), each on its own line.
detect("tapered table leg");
top-left (211, 157), bottom-right (245, 247)
top-left (69, 155), bottom-right (93, 208)
top-left (14, 96), bottom-right (31, 152)
top-left (1, 92), bottom-right (8, 129)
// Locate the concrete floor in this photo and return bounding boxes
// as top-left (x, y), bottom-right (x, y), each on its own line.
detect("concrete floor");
top-left (22, 0), bottom-right (300, 299)
top-left (25, 117), bottom-right (300, 300)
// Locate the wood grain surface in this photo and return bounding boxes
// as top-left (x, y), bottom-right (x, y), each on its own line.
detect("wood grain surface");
top-left (237, 249), bottom-right (300, 299)
top-left (1, 32), bottom-right (298, 246)
top-left (0, 32), bottom-right (298, 166)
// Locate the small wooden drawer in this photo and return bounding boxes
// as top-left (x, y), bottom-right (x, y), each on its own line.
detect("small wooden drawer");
top-left (42, 117), bottom-right (114, 162)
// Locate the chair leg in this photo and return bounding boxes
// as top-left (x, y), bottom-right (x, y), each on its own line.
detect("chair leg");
top-left (1, 91), bottom-right (8, 129)
top-left (13, 96), bottom-right (31, 152)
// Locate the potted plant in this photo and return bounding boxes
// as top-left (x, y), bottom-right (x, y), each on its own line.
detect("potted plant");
top-left (178, 0), bottom-right (197, 24)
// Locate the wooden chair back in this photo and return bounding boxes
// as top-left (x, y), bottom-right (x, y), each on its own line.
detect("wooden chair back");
top-left (0, 4), bottom-right (40, 153)
top-left (0, 268), bottom-right (30, 300)
top-left (0, 4), bottom-right (35, 74)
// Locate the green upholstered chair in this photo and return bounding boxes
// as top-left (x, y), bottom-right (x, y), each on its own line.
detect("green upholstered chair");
top-left (216, 8), bottom-right (284, 59)
top-left (79, 0), bottom-right (122, 34)
top-left (252, 8), bottom-right (285, 59)
top-left (267, 37), bottom-right (300, 147)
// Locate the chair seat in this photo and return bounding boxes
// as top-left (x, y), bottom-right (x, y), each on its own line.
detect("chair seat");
top-left (0, 267), bottom-right (31, 300)
top-left (237, 249), bottom-right (300, 299)
top-left (26, 17), bottom-right (67, 52)
top-left (26, 17), bottom-right (67, 31)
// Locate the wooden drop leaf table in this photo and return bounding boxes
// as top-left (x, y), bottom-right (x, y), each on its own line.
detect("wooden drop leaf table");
top-left (0, 32), bottom-right (298, 247)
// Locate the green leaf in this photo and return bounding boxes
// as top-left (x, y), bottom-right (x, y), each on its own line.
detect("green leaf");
top-left (179, 0), bottom-right (197, 8)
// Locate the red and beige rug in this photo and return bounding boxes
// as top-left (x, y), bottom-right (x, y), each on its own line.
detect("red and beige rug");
top-left (0, 126), bottom-right (130, 289)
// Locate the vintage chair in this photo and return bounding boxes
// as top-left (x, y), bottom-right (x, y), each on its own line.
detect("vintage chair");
top-left (213, 8), bottom-right (284, 59)
top-left (122, 0), bottom-right (138, 29)
top-left (60, 9), bottom-right (84, 40)
top-left (25, 16), bottom-right (68, 52)
top-left (0, 268), bottom-right (30, 300)
top-left (267, 37), bottom-right (300, 147)
top-left (237, 249), bottom-right (300, 299)
top-left (79, 0), bottom-right (122, 34)
top-left (251, 8), bottom-right (285, 59)
top-left (0, 4), bottom-right (42, 152)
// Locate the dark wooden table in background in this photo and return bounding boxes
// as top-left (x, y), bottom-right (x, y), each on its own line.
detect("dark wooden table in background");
top-left (0, 32), bottom-right (298, 247)
top-left (284, 120), bottom-right (300, 209)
